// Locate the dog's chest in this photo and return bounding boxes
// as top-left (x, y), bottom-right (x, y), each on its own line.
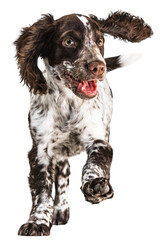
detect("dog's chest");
top-left (50, 94), bottom-right (105, 152)
top-left (30, 82), bottom-right (112, 157)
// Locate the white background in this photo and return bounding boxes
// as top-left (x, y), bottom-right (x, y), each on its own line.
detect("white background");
top-left (1, 0), bottom-right (160, 239)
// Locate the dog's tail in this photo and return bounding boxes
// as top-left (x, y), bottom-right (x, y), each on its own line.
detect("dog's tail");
top-left (105, 54), bottom-right (142, 72)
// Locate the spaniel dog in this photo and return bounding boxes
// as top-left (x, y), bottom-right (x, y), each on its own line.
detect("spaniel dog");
top-left (15, 11), bottom-right (152, 236)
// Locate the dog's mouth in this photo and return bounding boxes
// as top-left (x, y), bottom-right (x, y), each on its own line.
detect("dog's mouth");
top-left (65, 74), bottom-right (98, 98)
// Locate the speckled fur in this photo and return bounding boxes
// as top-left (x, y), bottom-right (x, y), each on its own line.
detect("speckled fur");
top-left (15, 12), bottom-right (153, 236)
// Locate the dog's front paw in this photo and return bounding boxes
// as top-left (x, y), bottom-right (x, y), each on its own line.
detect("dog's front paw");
top-left (52, 205), bottom-right (70, 225)
top-left (18, 222), bottom-right (50, 236)
top-left (81, 177), bottom-right (114, 204)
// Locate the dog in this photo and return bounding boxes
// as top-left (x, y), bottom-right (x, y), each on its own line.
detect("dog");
top-left (14, 11), bottom-right (153, 236)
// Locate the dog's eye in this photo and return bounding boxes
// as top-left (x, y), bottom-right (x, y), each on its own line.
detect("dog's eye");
top-left (97, 39), bottom-right (104, 47)
top-left (63, 39), bottom-right (75, 47)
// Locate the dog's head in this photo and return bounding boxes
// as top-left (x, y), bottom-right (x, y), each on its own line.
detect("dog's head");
top-left (15, 12), bottom-right (153, 99)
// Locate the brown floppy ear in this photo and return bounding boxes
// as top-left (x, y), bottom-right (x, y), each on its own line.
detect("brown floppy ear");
top-left (14, 14), bottom-right (54, 94)
top-left (90, 11), bottom-right (153, 42)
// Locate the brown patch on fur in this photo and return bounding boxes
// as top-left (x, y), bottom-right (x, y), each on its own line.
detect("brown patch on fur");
top-left (14, 14), bottom-right (55, 94)
top-left (90, 11), bottom-right (153, 42)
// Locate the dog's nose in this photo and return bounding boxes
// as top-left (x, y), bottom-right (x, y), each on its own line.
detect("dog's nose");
top-left (88, 61), bottom-right (105, 76)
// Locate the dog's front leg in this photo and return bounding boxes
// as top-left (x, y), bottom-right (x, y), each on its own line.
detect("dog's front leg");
top-left (81, 140), bottom-right (114, 204)
top-left (18, 144), bottom-right (54, 236)
top-left (52, 159), bottom-right (70, 225)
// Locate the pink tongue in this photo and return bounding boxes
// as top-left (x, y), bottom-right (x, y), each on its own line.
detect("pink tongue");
top-left (78, 81), bottom-right (97, 96)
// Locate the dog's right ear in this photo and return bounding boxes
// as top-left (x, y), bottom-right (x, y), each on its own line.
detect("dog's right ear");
top-left (14, 14), bottom-right (54, 94)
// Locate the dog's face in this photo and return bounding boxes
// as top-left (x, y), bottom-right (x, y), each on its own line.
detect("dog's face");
top-left (15, 12), bottom-right (153, 97)
top-left (44, 14), bottom-right (106, 99)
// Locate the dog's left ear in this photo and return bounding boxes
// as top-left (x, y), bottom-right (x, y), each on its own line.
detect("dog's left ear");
top-left (90, 11), bottom-right (153, 42)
